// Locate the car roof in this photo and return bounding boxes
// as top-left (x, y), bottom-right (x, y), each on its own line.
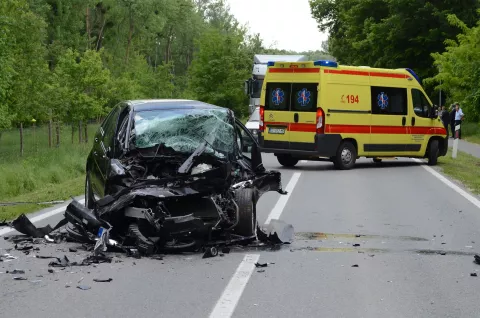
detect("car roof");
top-left (127, 99), bottom-right (225, 112)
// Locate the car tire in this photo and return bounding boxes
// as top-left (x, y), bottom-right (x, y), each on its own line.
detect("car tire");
top-left (128, 222), bottom-right (155, 255)
top-left (373, 158), bottom-right (382, 164)
top-left (85, 175), bottom-right (95, 209)
top-left (234, 189), bottom-right (256, 237)
top-left (427, 139), bottom-right (439, 166)
top-left (333, 141), bottom-right (357, 170)
top-left (277, 154), bottom-right (299, 167)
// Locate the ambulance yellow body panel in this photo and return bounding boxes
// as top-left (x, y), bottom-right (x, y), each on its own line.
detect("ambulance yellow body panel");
top-left (258, 60), bottom-right (448, 169)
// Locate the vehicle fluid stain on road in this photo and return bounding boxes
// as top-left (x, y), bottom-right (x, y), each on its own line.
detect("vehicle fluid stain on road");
top-left (295, 232), bottom-right (429, 242)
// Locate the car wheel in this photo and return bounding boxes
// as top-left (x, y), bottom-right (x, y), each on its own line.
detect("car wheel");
top-left (234, 189), bottom-right (256, 237)
top-left (277, 154), bottom-right (299, 167)
top-left (373, 158), bottom-right (382, 164)
top-left (334, 141), bottom-right (357, 170)
top-left (427, 139), bottom-right (439, 166)
top-left (85, 175), bottom-right (95, 209)
top-left (128, 222), bottom-right (155, 255)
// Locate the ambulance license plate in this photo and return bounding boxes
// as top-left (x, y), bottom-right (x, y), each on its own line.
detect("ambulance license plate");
top-left (268, 127), bottom-right (286, 135)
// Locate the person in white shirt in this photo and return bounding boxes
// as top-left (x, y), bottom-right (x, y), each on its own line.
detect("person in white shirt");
top-left (454, 103), bottom-right (465, 139)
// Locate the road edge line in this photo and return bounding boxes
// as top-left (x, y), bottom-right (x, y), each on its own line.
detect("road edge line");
top-left (209, 254), bottom-right (260, 318)
top-left (413, 159), bottom-right (480, 209)
top-left (0, 198), bottom-right (85, 236)
top-left (265, 172), bottom-right (301, 224)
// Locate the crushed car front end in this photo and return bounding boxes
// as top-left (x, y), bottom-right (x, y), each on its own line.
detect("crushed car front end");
top-left (66, 101), bottom-right (286, 255)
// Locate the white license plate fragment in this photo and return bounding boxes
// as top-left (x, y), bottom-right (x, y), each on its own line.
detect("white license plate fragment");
top-left (268, 127), bottom-right (286, 134)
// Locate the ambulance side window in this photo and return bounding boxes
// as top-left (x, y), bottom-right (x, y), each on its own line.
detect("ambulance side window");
top-left (371, 87), bottom-right (407, 115)
top-left (265, 83), bottom-right (291, 111)
top-left (292, 83), bottom-right (318, 112)
top-left (411, 89), bottom-right (432, 118)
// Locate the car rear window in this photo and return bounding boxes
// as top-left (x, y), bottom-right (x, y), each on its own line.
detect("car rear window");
top-left (265, 82), bottom-right (318, 112)
top-left (292, 83), bottom-right (318, 112)
top-left (265, 83), bottom-right (290, 111)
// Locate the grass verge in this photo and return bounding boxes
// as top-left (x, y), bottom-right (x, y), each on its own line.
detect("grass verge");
top-left (437, 149), bottom-right (480, 195)
top-left (0, 176), bottom-right (84, 221)
top-left (462, 122), bottom-right (480, 145)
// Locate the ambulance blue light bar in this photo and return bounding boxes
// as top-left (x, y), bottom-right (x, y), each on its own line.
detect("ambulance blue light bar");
top-left (314, 60), bottom-right (338, 67)
top-left (267, 61), bottom-right (275, 66)
top-left (406, 68), bottom-right (421, 83)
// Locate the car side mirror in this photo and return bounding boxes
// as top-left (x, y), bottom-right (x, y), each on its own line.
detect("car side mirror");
top-left (244, 80), bottom-right (250, 96)
top-left (251, 142), bottom-right (264, 171)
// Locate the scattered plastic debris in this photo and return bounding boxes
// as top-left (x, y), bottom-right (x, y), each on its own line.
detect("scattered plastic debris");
top-left (471, 273), bottom-right (478, 277)
top-left (48, 269), bottom-right (54, 273)
top-left (351, 264), bottom-right (359, 268)
top-left (474, 255), bottom-right (480, 265)
top-left (13, 277), bottom-right (27, 280)
top-left (202, 247), bottom-right (218, 259)
top-left (7, 269), bottom-right (25, 274)
top-left (257, 220), bottom-right (294, 245)
top-left (255, 262), bottom-right (268, 268)
top-left (257, 270), bottom-right (265, 273)
top-left (353, 244), bottom-right (361, 247)
top-left (93, 278), bottom-right (113, 283)
top-left (76, 285), bottom-right (91, 290)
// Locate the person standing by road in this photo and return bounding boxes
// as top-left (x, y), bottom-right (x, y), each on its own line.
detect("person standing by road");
top-left (440, 105), bottom-right (450, 137)
top-left (449, 105), bottom-right (456, 138)
top-left (454, 103), bottom-right (465, 139)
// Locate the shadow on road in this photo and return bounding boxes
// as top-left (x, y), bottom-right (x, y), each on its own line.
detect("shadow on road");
top-left (271, 160), bottom-right (422, 172)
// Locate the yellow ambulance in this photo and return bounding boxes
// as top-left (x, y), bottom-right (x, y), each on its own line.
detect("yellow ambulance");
top-left (257, 60), bottom-right (448, 170)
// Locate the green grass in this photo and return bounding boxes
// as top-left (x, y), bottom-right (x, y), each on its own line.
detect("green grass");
top-left (462, 122), bottom-right (480, 145)
top-left (0, 176), bottom-right (84, 220)
top-left (0, 124), bottom-right (98, 220)
top-left (438, 149), bottom-right (480, 194)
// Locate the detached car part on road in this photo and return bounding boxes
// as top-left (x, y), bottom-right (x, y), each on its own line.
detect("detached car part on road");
top-left (64, 100), bottom-right (286, 255)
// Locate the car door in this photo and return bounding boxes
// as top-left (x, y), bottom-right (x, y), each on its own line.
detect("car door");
top-left (235, 119), bottom-right (263, 171)
top-left (367, 86), bottom-right (410, 154)
top-left (91, 105), bottom-right (121, 198)
top-left (263, 82), bottom-right (292, 149)
top-left (289, 83), bottom-right (318, 151)
top-left (409, 88), bottom-right (434, 155)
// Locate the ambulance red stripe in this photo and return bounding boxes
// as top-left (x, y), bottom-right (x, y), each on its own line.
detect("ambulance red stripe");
top-left (324, 69), bottom-right (409, 79)
top-left (268, 68), bottom-right (320, 73)
top-left (264, 122), bottom-right (446, 135)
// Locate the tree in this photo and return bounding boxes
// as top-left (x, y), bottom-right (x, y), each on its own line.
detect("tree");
top-left (188, 28), bottom-right (250, 116)
top-left (426, 15), bottom-right (480, 121)
top-left (309, 0), bottom-right (480, 91)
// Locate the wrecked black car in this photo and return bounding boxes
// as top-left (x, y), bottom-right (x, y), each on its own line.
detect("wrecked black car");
top-left (64, 99), bottom-right (285, 255)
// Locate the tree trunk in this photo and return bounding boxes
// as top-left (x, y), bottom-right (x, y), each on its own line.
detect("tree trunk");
top-left (86, 6), bottom-right (91, 49)
top-left (125, 15), bottom-right (134, 63)
top-left (78, 121), bottom-right (82, 144)
top-left (20, 123), bottom-right (24, 157)
top-left (48, 120), bottom-right (52, 148)
top-left (56, 122), bottom-right (60, 147)
top-left (84, 122), bottom-right (88, 143)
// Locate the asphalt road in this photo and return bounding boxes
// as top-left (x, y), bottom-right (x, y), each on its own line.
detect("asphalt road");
top-left (1, 154), bottom-right (480, 318)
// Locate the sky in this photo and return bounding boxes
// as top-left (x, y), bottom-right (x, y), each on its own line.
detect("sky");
top-left (226, 0), bottom-right (329, 52)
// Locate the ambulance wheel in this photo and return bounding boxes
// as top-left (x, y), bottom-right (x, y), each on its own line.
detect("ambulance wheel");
top-left (373, 158), bottom-right (382, 164)
top-left (277, 155), bottom-right (298, 167)
top-left (334, 141), bottom-right (357, 170)
top-left (427, 139), bottom-right (439, 166)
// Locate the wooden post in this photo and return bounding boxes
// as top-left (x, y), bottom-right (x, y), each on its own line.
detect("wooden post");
top-left (48, 119), bottom-right (52, 148)
top-left (71, 123), bottom-right (75, 144)
top-left (56, 122), bottom-right (60, 147)
top-left (20, 123), bottom-right (24, 156)
top-left (84, 122), bottom-right (88, 143)
top-left (78, 121), bottom-right (82, 144)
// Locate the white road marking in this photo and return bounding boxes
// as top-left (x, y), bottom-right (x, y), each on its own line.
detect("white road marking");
top-left (300, 160), bottom-right (308, 164)
top-left (209, 254), bottom-right (260, 318)
top-left (265, 172), bottom-right (301, 224)
top-left (413, 159), bottom-right (480, 209)
top-left (0, 199), bottom-right (85, 236)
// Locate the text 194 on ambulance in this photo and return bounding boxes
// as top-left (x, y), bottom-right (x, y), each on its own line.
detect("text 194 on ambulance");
top-left (258, 60), bottom-right (447, 170)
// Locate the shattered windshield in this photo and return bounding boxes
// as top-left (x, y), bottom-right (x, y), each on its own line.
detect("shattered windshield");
top-left (134, 108), bottom-right (234, 157)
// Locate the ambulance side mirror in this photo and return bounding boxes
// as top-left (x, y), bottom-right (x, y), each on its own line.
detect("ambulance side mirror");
top-left (244, 80), bottom-right (250, 96)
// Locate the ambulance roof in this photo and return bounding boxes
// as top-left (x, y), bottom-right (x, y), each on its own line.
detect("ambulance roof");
top-left (254, 54), bottom-right (308, 64)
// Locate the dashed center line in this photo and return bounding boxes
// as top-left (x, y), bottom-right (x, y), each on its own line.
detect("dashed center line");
top-left (209, 254), bottom-right (260, 318)
top-left (265, 172), bottom-right (302, 224)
